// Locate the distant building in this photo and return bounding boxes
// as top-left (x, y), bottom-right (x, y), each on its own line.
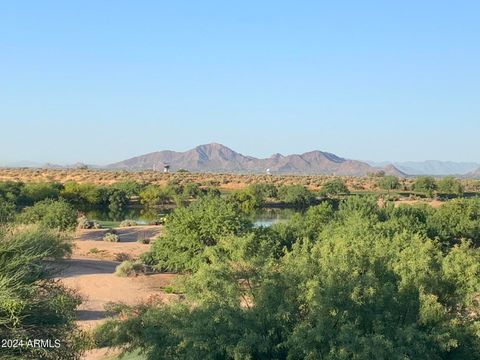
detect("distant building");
top-left (266, 168), bottom-right (271, 175)
top-left (163, 164), bottom-right (170, 173)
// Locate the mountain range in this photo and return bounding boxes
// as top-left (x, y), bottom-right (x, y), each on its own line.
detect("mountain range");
top-left (368, 160), bottom-right (480, 176)
top-left (106, 143), bottom-right (406, 176)
top-left (3, 143), bottom-right (480, 177)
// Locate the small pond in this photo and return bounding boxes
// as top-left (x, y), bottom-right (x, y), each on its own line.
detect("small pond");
top-left (84, 207), bottom-right (300, 228)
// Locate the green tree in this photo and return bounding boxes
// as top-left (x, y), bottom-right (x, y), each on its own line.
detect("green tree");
top-left (437, 176), bottom-right (464, 196)
top-left (139, 185), bottom-right (173, 207)
top-left (0, 181), bottom-right (24, 203)
top-left (18, 199), bottom-right (78, 231)
top-left (378, 175), bottom-right (400, 192)
top-left (96, 205), bottom-right (480, 359)
top-left (228, 186), bottom-right (265, 213)
top-left (413, 176), bottom-right (437, 197)
top-left (19, 182), bottom-right (62, 204)
top-left (320, 179), bottom-right (350, 197)
top-left (61, 182), bottom-right (102, 207)
top-left (146, 196), bottom-right (251, 272)
top-left (277, 185), bottom-right (316, 207)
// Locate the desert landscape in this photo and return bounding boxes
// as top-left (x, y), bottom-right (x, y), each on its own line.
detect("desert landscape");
top-left (3, 1), bottom-right (480, 359)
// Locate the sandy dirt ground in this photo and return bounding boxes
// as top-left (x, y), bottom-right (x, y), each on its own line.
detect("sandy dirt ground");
top-left (73, 226), bottom-right (163, 261)
top-left (56, 226), bottom-right (176, 360)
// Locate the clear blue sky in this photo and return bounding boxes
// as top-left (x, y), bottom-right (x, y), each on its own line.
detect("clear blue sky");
top-left (1, 1), bottom-right (479, 165)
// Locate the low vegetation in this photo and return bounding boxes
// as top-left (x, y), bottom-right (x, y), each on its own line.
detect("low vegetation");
top-left (95, 196), bottom-right (480, 359)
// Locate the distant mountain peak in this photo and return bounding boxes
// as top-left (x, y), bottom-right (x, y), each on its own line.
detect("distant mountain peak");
top-left (106, 144), bottom-right (405, 176)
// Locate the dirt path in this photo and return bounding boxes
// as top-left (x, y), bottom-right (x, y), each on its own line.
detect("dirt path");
top-left (55, 226), bottom-right (176, 359)
top-left (58, 257), bottom-right (176, 329)
top-left (72, 226), bottom-right (163, 261)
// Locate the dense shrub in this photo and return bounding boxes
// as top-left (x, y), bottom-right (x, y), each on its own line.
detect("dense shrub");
top-left (0, 181), bottom-right (24, 203)
top-left (96, 197), bottom-right (480, 360)
top-left (228, 186), bottom-right (265, 212)
top-left (119, 219), bottom-right (138, 227)
top-left (428, 198), bottom-right (480, 246)
top-left (413, 176), bottom-right (437, 197)
top-left (147, 195), bottom-right (251, 272)
top-left (115, 260), bottom-right (144, 277)
top-left (320, 179), bottom-right (350, 197)
top-left (277, 185), bottom-right (316, 207)
top-left (140, 185), bottom-right (173, 207)
top-left (437, 176), bottom-right (464, 196)
top-left (0, 199), bottom-right (16, 224)
top-left (61, 181), bottom-right (102, 207)
top-left (0, 226), bottom-right (84, 359)
top-left (77, 216), bottom-right (101, 229)
top-left (378, 175), bottom-right (400, 191)
top-left (18, 199), bottom-right (78, 231)
top-left (19, 182), bottom-right (62, 204)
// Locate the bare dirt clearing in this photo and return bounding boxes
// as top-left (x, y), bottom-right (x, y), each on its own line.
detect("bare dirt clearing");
top-left (73, 226), bottom-right (162, 261)
top-left (58, 257), bottom-right (176, 329)
top-left (55, 226), bottom-right (175, 359)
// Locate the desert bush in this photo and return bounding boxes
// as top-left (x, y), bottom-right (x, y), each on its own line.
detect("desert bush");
top-left (437, 176), bottom-right (464, 196)
top-left (378, 175), bottom-right (400, 191)
top-left (112, 181), bottom-right (145, 197)
top-left (413, 176), bottom-right (437, 197)
top-left (147, 195), bottom-right (251, 272)
top-left (0, 226), bottom-right (84, 359)
top-left (61, 181), bottom-right (102, 207)
top-left (19, 182), bottom-right (62, 204)
top-left (0, 199), bottom-right (16, 224)
top-left (119, 219), bottom-right (138, 227)
top-left (115, 252), bottom-right (132, 262)
top-left (320, 179), bottom-right (350, 197)
top-left (140, 185), bottom-right (173, 207)
top-left (277, 185), bottom-right (316, 207)
top-left (18, 199), bottom-right (77, 231)
top-left (95, 198), bottom-right (480, 360)
top-left (0, 181), bottom-right (24, 203)
top-left (77, 216), bottom-right (101, 229)
top-left (115, 260), bottom-right (144, 277)
top-left (228, 186), bottom-right (265, 212)
top-left (103, 232), bottom-right (120, 242)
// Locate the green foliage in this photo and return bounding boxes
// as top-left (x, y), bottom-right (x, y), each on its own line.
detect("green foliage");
top-left (428, 198), bottom-right (480, 246)
top-left (0, 181), bottom-right (24, 203)
top-left (139, 185), bottom-right (173, 207)
top-left (112, 181), bottom-right (145, 198)
top-left (437, 176), bottom-right (464, 196)
top-left (378, 175), bottom-right (400, 191)
top-left (0, 226), bottom-right (84, 359)
top-left (18, 199), bottom-right (78, 231)
top-left (0, 199), bottom-right (16, 224)
top-left (182, 182), bottom-right (201, 198)
top-left (277, 185), bottom-right (316, 207)
top-left (320, 179), bottom-right (350, 197)
top-left (61, 181), bottom-right (102, 207)
top-left (115, 260), bottom-right (144, 277)
top-left (414, 176), bottom-right (437, 197)
top-left (147, 196), bottom-right (251, 272)
top-left (249, 183), bottom-right (278, 199)
top-left (20, 182), bottom-right (62, 204)
top-left (228, 186), bottom-right (265, 212)
top-left (96, 202), bottom-right (480, 358)
top-left (106, 189), bottom-right (129, 216)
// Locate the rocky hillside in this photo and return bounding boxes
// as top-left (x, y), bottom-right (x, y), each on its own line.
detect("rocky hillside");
top-left (107, 143), bottom-right (406, 176)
